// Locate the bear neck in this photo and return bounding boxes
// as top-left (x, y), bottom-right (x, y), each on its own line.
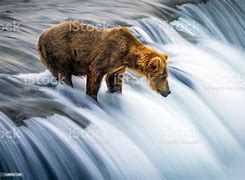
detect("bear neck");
top-left (125, 44), bottom-right (148, 77)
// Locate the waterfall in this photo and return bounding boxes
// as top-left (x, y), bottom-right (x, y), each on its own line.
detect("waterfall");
top-left (0, 0), bottom-right (245, 179)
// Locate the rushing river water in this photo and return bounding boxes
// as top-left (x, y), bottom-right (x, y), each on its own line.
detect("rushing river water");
top-left (0, 0), bottom-right (245, 179)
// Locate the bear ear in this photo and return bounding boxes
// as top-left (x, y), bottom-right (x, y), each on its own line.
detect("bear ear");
top-left (146, 57), bottom-right (162, 72)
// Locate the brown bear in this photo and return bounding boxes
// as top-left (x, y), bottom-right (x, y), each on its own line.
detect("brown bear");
top-left (38, 21), bottom-right (170, 101)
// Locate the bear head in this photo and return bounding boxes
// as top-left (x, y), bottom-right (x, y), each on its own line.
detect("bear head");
top-left (138, 47), bottom-right (171, 97)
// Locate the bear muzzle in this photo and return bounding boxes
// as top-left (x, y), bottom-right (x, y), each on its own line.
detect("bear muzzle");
top-left (160, 90), bottom-right (171, 97)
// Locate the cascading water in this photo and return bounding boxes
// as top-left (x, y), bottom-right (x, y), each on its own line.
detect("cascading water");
top-left (0, 0), bottom-right (245, 179)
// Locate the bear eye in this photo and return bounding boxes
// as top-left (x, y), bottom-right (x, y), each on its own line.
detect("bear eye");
top-left (162, 74), bottom-right (167, 80)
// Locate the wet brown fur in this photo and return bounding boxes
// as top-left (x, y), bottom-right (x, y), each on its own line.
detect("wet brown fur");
top-left (38, 21), bottom-right (169, 101)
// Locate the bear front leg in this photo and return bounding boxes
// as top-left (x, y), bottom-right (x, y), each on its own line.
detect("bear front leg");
top-left (58, 72), bottom-right (73, 87)
top-left (86, 70), bottom-right (104, 101)
top-left (106, 67), bottom-right (126, 93)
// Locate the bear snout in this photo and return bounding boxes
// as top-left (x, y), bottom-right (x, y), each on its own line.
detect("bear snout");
top-left (160, 90), bottom-right (171, 97)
